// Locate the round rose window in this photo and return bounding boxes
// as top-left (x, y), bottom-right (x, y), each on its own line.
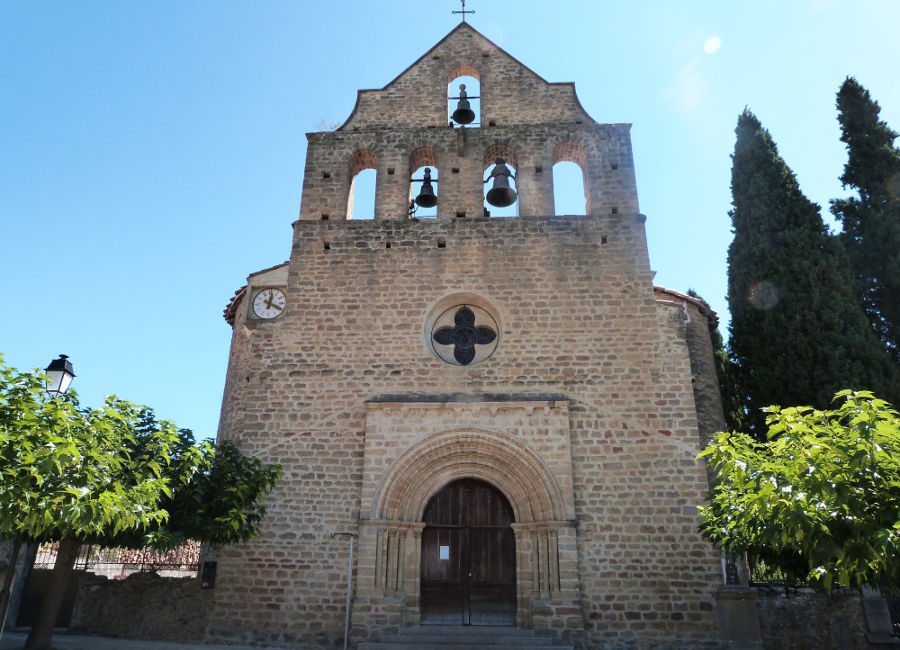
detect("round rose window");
top-left (425, 294), bottom-right (501, 366)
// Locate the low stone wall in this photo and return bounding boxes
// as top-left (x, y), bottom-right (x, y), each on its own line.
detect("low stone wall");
top-left (757, 588), bottom-right (868, 650)
top-left (23, 564), bottom-right (895, 649)
top-left (0, 541), bottom-right (11, 585)
top-left (69, 572), bottom-right (212, 643)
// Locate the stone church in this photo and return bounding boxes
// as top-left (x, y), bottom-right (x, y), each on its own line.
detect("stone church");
top-left (214, 22), bottom-right (732, 648)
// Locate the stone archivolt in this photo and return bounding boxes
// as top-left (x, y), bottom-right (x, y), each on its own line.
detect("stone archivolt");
top-left (355, 401), bottom-right (580, 629)
top-left (370, 427), bottom-right (567, 523)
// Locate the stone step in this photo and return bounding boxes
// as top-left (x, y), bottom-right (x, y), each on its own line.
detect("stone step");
top-left (356, 641), bottom-right (572, 650)
top-left (358, 625), bottom-right (572, 649)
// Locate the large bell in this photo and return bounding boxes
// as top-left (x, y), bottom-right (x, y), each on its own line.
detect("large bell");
top-left (414, 167), bottom-right (438, 208)
top-left (451, 83), bottom-right (476, 125)
top-left (485, 158), bottom-right (517, 207)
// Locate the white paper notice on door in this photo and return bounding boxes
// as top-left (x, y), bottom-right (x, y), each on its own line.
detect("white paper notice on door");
top-left (439, 545), bottom-right (450, 560)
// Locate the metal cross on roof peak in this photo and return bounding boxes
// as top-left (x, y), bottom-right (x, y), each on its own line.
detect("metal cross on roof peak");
top-left (453, 0), bottom-right (474, 22)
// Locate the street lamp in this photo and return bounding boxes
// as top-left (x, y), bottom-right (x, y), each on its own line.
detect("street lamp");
top-left (0, 355), bottom-right (76, 640)
top-left (44, 355), bottom-right (75, 397)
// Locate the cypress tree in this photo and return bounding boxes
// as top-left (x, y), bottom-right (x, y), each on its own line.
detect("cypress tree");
top-left (831, 78), bottom-right (900, 363)
top-left (727, 109), bottom-right (897, 435)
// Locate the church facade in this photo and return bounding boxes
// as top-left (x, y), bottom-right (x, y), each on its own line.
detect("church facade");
top-left (213, 23), bottom-right (729, 648)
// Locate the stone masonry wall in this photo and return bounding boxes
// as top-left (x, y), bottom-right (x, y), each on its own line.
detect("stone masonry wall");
top-left (300, 24), bottom-right (638, 222)
top-left (212, 22), bottom-right (721, 650)
top-left (756, 588), bottom-right (868, 650)
top-left (354, 399), bottom-right (582, 639)
top-left (69, 572), bottom-right (212, 643)
top-left (300, 123), bottom-right (637, 221)
top-left (341, 24), bottom-right (594, 130)
top-left (212, 212), bottom-right (723, 648)
top-left (654, 287), bottom-right (727, 474)
top-left (0, 541), bottom-right (11, 587)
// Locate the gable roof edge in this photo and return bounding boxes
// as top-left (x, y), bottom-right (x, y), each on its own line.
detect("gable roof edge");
top-left (338, 23), bottom-right (602, 131)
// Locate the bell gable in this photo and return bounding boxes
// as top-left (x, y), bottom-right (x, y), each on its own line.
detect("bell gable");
top-left (340, 23), bottom-right (596, 130)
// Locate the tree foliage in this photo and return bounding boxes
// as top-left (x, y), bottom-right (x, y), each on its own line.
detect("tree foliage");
top-left (832, 77), bottom-right (900, 364)
top-left (726, 109), bottom-right (898, 435)
top-left (0, 361), bottom-right (177, 543)
top-left (0, 355), bottom-right (281, 548)
top-left (0, 354), bottom-right (281, 648)
top-left (119, 434), bottom-right (283, 549)
top-left (699, 391), bottom-right (900, 592)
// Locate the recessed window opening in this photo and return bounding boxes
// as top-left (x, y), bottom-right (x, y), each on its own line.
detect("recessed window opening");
top-left (553, 161), bottom-right (587, 216)
top-left (349, 169), bottom-right (376, 220)
top-left (409, 146), bottom-right (438, 219)
top-left (410, 165), bottom-right (438, 218)
top-left (448, 72), bottom-right (480, 128)
top-left (483, 158), bottom-right (518, 218)
top-left (552, 141), bottom-right (590, 216)
top-left (347, 149), bottom-right (377, 220)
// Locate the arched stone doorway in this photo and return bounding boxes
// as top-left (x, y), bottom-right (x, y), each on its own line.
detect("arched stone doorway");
top-left (420, 478), bottom-right (516, 626)
top-left (353, 400), bottom-right (584, 637)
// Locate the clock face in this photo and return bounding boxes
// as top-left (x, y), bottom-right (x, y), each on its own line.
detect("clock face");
top-left (252, 288), bottom-right (286, 319)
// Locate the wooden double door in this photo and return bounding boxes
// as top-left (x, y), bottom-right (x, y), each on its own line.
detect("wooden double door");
top-left (420, 479), bottom-right (516, 626)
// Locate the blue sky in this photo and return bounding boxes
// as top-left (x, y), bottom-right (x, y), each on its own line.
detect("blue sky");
top-left (2, 1), bottom-right (898, 438)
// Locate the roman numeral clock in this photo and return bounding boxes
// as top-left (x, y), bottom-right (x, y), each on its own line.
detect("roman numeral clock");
top-left (251, 287), bottom-right (286, 320)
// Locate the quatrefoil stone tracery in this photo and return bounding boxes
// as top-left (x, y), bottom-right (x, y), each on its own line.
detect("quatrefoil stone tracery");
top-left (431, 305), bottom-right (498, 366)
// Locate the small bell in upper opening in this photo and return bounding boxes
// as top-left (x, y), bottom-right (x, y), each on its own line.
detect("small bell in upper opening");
top-left (414, 167), bottom-right (438, 208)
top-left (451, 84), bottom-right (476, 125)
top-left (485, 158), bottom-right (517, 207)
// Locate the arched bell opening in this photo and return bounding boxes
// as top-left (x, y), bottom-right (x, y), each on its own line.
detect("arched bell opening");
top-left (420, 478), bottom-right (516, 626)
top-left (552, 141), bottom-right (590, 216)
top-left (409, 146), bottom-right (439, 218)
top-left (448, 66), bottom-right (480, 128)
top-left (552, 161), bottom-right (587, 215)
top-left (347, 149), bottom-right (377, 220)
top-left (483, 144), bottom-right (518, 217)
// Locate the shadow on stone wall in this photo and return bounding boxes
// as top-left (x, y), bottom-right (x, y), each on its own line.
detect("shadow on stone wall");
top-left (69, 572), bottom-right (212, 643)
top-left (757, 588), bottom-right (867, 650)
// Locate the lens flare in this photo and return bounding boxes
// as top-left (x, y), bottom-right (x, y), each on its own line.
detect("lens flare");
top-left (748, 280), bottom-right (781, 310)
top-left (704, 36), bottom-right (722, 54)
top-left (886, 172), bottom-right (900, 201)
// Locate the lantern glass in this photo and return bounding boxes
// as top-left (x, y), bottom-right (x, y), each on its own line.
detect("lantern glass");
top-left (45, 355), bottom-right (75, 397)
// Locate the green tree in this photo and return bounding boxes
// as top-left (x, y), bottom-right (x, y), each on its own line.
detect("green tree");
top-left (832, 77), bottom-right (900, 364)
top-left (698, 390), bottom-right (900, 592)
top-left (0, 356), bottom-right (280, 650)
top-left (726, 109), bottom-right (897, 436)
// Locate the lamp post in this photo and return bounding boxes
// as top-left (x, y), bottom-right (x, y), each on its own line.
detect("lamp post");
top-left (44, 355), bottom-right (75, 398)
top-left (0, 356), bottom-right (75, 640)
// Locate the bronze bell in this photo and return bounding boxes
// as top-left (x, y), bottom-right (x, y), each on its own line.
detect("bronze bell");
top-left (414, 167), bottom-right (438, 208)
top-left (451, 83), bottom-right (476, 125)
top-left (485, 158), bottom-right (517, 207)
